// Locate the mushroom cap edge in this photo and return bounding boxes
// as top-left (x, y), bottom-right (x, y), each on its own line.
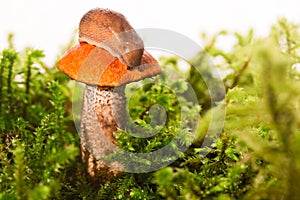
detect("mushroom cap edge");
top-left (57, 42), bottom-right (162, 87)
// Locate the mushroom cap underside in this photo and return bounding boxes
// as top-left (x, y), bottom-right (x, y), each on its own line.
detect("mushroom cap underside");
top-left (57, 42), bottom-right (162, 87)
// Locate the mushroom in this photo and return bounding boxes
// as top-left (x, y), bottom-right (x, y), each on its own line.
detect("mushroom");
top-left (57, 8), bottom-right (161, 183)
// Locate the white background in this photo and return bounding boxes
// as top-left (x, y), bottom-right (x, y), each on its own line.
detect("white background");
top-left (0, 0), bottom-right (299, 65)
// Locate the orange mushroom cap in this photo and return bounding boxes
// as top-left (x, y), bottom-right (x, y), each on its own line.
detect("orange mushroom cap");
top-left (57, 42), bottom-right (162, 87)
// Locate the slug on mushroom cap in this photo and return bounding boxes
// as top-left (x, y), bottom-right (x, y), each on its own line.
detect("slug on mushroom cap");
top-left (79, 8), bottom-right (144, 68)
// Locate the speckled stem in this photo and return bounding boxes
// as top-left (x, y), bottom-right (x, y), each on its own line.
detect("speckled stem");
top-left (80, 84), bottom-right (126, 183)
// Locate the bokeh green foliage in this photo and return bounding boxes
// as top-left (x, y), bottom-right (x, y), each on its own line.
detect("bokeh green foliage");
top-left (153, 18), bottom-right (300, 199)
top-left (0, 18), bottom-right (300, 199)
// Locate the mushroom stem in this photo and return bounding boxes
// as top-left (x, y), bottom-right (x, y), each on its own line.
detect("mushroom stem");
top-left (80, 84), bottom-right (126, 183)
